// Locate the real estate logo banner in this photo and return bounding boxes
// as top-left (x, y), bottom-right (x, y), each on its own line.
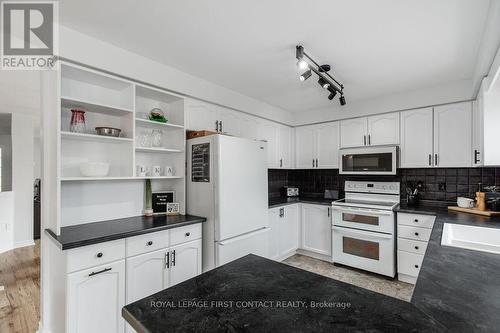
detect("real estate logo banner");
top-left (1, 1), bottom-right (58, 70)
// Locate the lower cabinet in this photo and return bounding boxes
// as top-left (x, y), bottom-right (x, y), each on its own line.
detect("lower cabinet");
top-left (169, 239), bottom-right (203, 287)
top-left (268, 205), bottom-right (299, 260)
top-left (67, 260), bottom-right (125, 333)
top-left (300, 204), bottom-right (332, 257)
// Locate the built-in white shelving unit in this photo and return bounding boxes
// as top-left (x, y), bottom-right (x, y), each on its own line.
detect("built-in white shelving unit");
top-left (55, 61), bottom-right (187, 230)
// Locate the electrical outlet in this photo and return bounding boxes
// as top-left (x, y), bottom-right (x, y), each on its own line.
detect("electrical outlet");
top-left (439, 183), bottom-right (446, 191)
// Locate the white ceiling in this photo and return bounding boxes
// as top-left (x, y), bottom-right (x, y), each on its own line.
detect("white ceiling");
top-left (59, 0), bottom-right (492, 113)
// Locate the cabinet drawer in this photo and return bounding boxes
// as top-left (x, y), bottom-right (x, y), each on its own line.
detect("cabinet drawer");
top-left (126, 230), bottom-right (170, 257)
top-left (170, 224), bottom-right (202, 246)
top-left (398, 225), bottom-right (432, 242)
top-left (397, 213), bottom-right (435, 229)
top-left (66, 239), bottom-right (125, 273)
top-left (398, 238), bottom-right (428, 255)
top-left (398, 250), bottom-right (424, 277)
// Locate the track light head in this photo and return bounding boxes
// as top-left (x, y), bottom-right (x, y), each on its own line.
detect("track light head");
top-left (297, 60), bottom-right (308, 71)
top-left (318, 77), bottom-right (329, 89)
top-left (327, 86), bottom-right (337, 100)
top-left (339, 94), bottom-right (346, 106)
top-left (299, 69), bottom-right (312, 82)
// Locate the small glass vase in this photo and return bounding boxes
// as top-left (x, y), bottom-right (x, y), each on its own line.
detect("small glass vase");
top-left (70, 109), bottom-right (86, 133)
top-left (151, 129), bottom-right (163, 147)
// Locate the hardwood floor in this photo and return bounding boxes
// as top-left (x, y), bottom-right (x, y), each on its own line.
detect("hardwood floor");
top-left (0, 241), bottom-right (40, 333)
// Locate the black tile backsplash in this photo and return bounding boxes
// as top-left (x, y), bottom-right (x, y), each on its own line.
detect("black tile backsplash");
top-left (268, 167), bottom-right (500, 203)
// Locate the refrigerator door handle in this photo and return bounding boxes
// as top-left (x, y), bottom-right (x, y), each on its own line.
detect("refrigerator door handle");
top-left (218, 227), bottom-right (270, 246)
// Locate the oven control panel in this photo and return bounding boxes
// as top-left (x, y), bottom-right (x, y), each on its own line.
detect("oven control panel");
top-left (345, 181), bottom-right (400, 195)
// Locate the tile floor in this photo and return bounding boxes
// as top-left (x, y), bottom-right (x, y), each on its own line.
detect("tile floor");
top-left (283, 254), bottom-right (414, 302)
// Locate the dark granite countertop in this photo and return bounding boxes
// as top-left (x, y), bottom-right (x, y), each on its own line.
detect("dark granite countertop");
top-left (123, 254), bottom-right (445, 333)
top-left (268, 197), bottom-right (333, 208)
top-left (46, 214), bottom-right (207, 250)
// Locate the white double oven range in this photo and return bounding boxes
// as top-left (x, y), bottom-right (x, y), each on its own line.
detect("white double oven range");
top-left (332, 181), bottom-right (400, 277)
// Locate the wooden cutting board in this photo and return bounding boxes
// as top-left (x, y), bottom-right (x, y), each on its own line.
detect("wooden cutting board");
top-left (448, 206), bottom-right (500, 216)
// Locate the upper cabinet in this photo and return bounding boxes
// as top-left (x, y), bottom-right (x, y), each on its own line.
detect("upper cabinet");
top-left (185, 99), bottom-right (218, 132)
top-left (400, 102), bottom-right (472, 168)
top-left (480, 75), bottom-right (500, 166)
top-left (295, 122), bottom-right (339, 169)
top-left (340, 113), bottom-right (399, 148)
top-left (340, 118), bottom-right (367, 148)
top-left (433, 102), bottom-right (472, 167)
top-left (400, 108), bottom-right (434, 168)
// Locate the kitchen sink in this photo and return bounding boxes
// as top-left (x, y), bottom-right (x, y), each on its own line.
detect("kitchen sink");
top-left (441, 223), bottom-right (500, 255)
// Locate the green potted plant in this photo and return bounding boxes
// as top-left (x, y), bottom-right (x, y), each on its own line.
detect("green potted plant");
top-left (144, 179), bottom-right (153, 216)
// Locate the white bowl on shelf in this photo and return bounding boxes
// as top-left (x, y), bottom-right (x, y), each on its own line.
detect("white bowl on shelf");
top-left (79, 162), bottom-right (110, 177)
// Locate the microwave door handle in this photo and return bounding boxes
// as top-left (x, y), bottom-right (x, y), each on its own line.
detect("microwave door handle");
top-left (331, 206), bottom-right (393, 216)
top-left (332, 226), bottom-right (393, 239)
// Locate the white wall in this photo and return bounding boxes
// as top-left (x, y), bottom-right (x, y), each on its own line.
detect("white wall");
top-left (0, 134), bottom-right (12, 191)
top-left (59, 26), bottom-right (293, 125)
top-left (11, 114), bottom-right (35, 247)
top-left (293, 79), bottom-right (474, 125)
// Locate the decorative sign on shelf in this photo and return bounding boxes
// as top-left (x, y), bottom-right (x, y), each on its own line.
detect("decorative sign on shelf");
top-left (166, 202), bottom-right (180, 215)
top-left (152, 191), bottom-right (175, 215)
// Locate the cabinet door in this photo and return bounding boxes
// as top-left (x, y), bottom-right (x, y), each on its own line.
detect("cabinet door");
top-left (268, 208), bottom-right (281, 260)
top-left (126, 249), bottom-right (168, 304)
top-left (300, 204), bottom-right (332, 256)
top-left (185, 99), bottom-right (218, 131)
top-left (239, 114), bottom-right (259, 140)
top-left (67, 260), bottom-right (125, 333)
top-left (169, 239), bottom-right (202, 287)
top-left (278, 125), bottom-right (292, 168)
top-left (400, 108), bottom-right (434, 168)
top-left (258, 120), bottom-right (280, 168)
top-left (434, 102), bottom-right (472, 167)
top-left (315, 122), bottom-right (339, 168)
top-left (340, 118), bottom-right (367, 148)
top-left (367, 112), bottom-right (400, 146)
top-left (281, 205), bottom-right (299, 255)
top-left (217, 107), bottom-right (241, 136)
top-left (295, 126), bottom-right (315, 169)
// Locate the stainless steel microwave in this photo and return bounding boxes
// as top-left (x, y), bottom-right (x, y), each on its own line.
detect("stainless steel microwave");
top-left (339, 146), bottom-right (398, 175)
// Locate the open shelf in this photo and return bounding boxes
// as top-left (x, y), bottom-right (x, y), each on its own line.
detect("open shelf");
top-left (61, 131), bottom-right (134, 143)
top-left (135, 147), bottom-right (183, 153)
top-left (135, 118), bottom-right (184, 129)
top-left (61, 96), bottom-right (133, 117)
top-left (61, 176), bottom-right (183, 182)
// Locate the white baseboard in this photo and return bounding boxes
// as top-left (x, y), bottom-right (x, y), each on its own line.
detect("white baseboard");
top-left (296, 249), bottom-right (333, 262)
top-left (14, 240), bottom-right (35, 249)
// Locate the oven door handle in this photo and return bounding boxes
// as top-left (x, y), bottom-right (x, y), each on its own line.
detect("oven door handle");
top-left (332, 226), bottom-right (393, 239)
top-left (331, 206), bottom-right (393, 216)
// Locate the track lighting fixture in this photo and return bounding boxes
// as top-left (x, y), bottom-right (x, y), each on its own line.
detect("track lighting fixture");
top-left (299, 69), bottom-right (312, 82)
top-left (318, 77), bottom-right (330, 89)
top-left (295, 45), bottom-right (346, 106)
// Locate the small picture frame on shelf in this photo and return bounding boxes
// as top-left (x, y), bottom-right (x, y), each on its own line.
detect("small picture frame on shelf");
top-left (166, 202), bottom-right (180, 216)
top-left (152, 191), bottom-right (175, 215)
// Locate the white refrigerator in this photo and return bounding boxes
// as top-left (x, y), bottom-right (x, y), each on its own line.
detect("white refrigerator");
top-left (187, 134), bottom-right (269, 271)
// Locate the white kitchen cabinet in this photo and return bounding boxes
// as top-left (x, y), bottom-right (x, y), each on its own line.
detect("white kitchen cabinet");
top-left (217, 107), bottom-right (241, 136)
top-left (300, 204), bottom-right (332, 256)
top-left (400, 108), bottom-right (434, 168)
top-left (185, 99), bottom-right (218, 132)
top-left (340, 113), bottom-right (399, 148)
top-left (268, 205), bottom-right (299, 260)
top-left (340, 118), bottom-right (367, 148)
top-left (315, 122), bottom-right (340, 168)
top-left (126, 249), bottom-right (168, 304)
top-left (278, 125), bottom-right (293, 168)
top-left (258, 120), bottom-right (280, 168)
top-left (67, 260), bottom-right (125, 333)
top-left (473, 78), bottom-right (488, 166)
top-left (367, 113), bottom-right (400, 146)
top-left (295, 126), bottom-right (315, 168)
top-left (169, 239), bottom-right (202, 286)
top-left (295, 123), bottom-right (339, 169)
top-left (239, 114), bottom-right (259, 140)
top-left (433, 102), bottom-right (472, 167)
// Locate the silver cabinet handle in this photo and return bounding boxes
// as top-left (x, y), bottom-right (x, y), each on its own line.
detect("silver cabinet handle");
top-left (220, 120), bottom-right (223, 133)
top-left (215, 120), bottom-right (219, 132)
top-left (364, 135), bottom-right (366, 146)
top-left (165, 251), bottom-right (170, 268)
top-left (428, 154), bottom-right (432, 166)
top-left (474, 150), bottom-right (480, 164)
top-left (280, 159), bottom-right (282, 168)
top-left (88, 267), bottom-right (111, 277)
top-left (368, 135), bottom-right (371, 145)
top-left (434, 154), bottom-right (438, 166)
top-left (171, 250), bottom-right (176, 266)
top-left (327, 207), bottom-right (330, 217)
top-left (312, 159), bottom-right (315, 168)
top-left (315, 159), bottom-right (318, 168)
